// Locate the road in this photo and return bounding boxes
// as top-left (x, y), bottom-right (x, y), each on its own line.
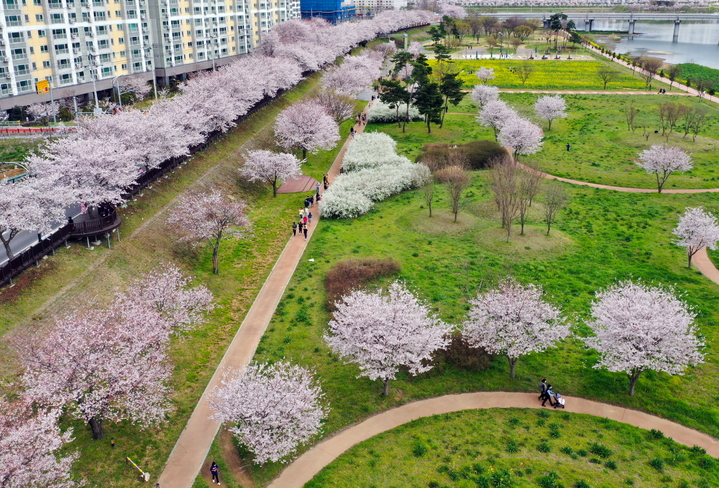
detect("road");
top-left (0, 204), bottom-right (82, 265)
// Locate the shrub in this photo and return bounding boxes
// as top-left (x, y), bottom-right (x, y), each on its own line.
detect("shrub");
top-left (537, 471), bottom-right (561, 488)
top-left (589, 442), bottom-right (613, 459)
top-left (489, 469), bottom-right (512, 488)
top-left (574, 481), bottom-right (591, 488)
top-left (537, 441), bottom-right (551, 453)
top-left (560, 446), bottom-right (573, 456)
top-left (576, 449), bottom-right (588, 457)
top-left (649, 457), bottom-right (664, 472)
top-left (431, 331), bottom-right (493, 371)
top-left (324, 258), bottom-right (401, 309)
top-left (698, 456), bottom-right (715, 470)
top-left (416, 140), bottom-right (506, 171)
top-left (367, 100), bottom-right (423, 124)
top-left (413, 441), bottom-right (428, 457)
top-left (648, 429), bottom-right (664, 440)
top-left (506, 439), bottom-right (519, 453)
top-left (605, 460), bottom-right (617, 470)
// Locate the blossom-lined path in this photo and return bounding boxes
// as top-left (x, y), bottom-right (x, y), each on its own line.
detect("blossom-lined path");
top-left (157, 105), bottom-right (372, 488)
top-left (268, 392), bottom-right (719, 488)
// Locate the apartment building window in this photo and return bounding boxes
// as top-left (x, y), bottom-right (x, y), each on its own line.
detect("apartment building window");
top-left (6, 15), bottom-right (22, 26)
top-left (184, 7), bottom-right (189, 12)
top-left (17, 80), bottom-right (32, 91)
top-left (133, 61), bottom-right (141, 70)
top-left (170, 7), bottom-right (178, 14)
top-left (130, 36), bottom-right (139, 45)
top-left (32, 62), bottom-right (37, 69)
top-left (93, 11), bottom-right (106, 21)
top-left (52, 29), bottom-right (66, 39)
top-left (127, 9), bottom-right (136, 18)
top-left (56, 59), bottom-right (70, 69)
top-left (9, 32), bottom-right (23, 43)
top-left (119, 50), bottom-right (126, 56)
top-left (15, 64), bottom-right (30, 75)
top-left (118, 37), bottom-right (124, 44)
top-left (11, 48), bottom-right (27, 60)
top-left (115, 10), bottom-right (121, 16)
top-left (40, 45), bottom-right (48, 53)
top-left (38, 29), bottom-right (46, 37)
top-left (98, 39), bottom-right (109, 48)
top-left (35, 14), bottom-right (43, 22)
top-left (55, 44), bottom-right (69, 54)
top-left (97, 26), bottom-right (108, 34)
top-left (43, 60), bottom-right (51, 68)
top-left (129, 23), bottom-right (138, 32)
top-left (121, 63), bottom-right (127, 69)
top-left (188, 52), bottom-right (193, 59)
top-left (100, 53), bottom-right (110, 63)
top-left (60, 73), bottom-right (72, 84)
top-left (101, 66), bottom-right (112, 76)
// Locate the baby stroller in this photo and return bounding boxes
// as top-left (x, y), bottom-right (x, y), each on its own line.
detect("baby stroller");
top-left (552, 392), bottom-right (566, 409)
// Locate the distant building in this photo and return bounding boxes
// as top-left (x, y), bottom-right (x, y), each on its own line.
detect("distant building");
top-left (0, 0), bottom-right (301, 110)
top-left (300, 0), bottom-right (354, 24)
top-left (351, 0), bottom-right (406, 17)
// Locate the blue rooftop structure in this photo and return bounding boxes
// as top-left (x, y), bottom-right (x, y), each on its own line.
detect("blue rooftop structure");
top-left (300, 0), bottom-right (355, 24)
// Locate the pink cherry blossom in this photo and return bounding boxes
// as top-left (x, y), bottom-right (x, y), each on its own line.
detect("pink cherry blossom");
top-left (534, 95), bottom-right (567, 131)
top-left (636, 144), bottom-right (693, 193)
top-left (673, 206), bottom-right (719, 269)
top-left (498, 116), bottom-right (544, 160)
top-left (240, 150), bottom-right (304, 197)
top-left (275, 100), bottom-right (340, 160)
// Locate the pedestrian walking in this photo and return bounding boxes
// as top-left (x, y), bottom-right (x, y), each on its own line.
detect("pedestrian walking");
top-left (566, 143), bottom-right (571, 152)
top-left (298, 221), bottom-right (304, 235)
top-left (308, 211), bottom-right (313, 224)
top-left (299, 208), bottom-right (304, 219)
top-left (323, 174), bottom-right (328, 186)
top-left (292, 222), bottom-right (297, 236)
top-left (303, 215), bottom-right (308, 226)
top-left (538, 378), bottom-right (547, 402)
top-left (542, 384), bottom-right (555, 407)
top-left (304, 198), bottom-right (310, 209)
top-left (210, 461), bottom-right (220, 485)
top-left (303, 226), bottom-right (308, 240)
top-left (304, 207), bottom-right (309, 217)
top-left (316, 182), bottom-right (320, 194)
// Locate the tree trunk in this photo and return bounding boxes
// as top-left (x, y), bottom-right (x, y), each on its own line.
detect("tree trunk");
top-left (302, 148), bottom-right (307, 160)
top-left (426, 117), bottom-right (432, 134)
top-left (272, 179), bottom-right (278, 198)
top-left (454, 209), bottom-right (458, 223)
top-left (440, 97), bottom-right (449, 129)
top-left (546, 222), bottom-right (552, 236)
top-left (688, 250), bottom-right (695, 269)
top-left (383, 378), bottom-right (390, 396)
top-left (89, 416), bottom-right (104, 440)
top-left (509, 356), bottom-right (517, 378)
top-left (628, 370), bottom-right (642, 397)
top-left (428, 201), bottom-right (433, 217)
top-left (0, 237), bottom-right (14, 260)
top-left (396, 106), bottom-right (401, 128)
top-left (212, 242), bottom-right (220, 275)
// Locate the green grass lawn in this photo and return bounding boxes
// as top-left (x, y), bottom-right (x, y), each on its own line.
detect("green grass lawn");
top-left (243, 169), bottom-right (719, 484)
top-left (307, 409), bottom-right (719, 488)
top-left (437, 59), bottom-right (647, 91)
top-left (436, 93), bottom-right (719, 190)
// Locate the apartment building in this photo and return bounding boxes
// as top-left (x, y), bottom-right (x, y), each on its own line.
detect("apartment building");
top-left (350, 0), bottom-right (405, 17)
top-left (0, 0), bottom-right (300, 110)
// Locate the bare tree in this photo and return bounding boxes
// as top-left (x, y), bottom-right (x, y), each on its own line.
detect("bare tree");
top-left (517, 162), bottom-right (544, 235)
top-left (489, 155), bottom-right (521, 242)
top-left (596, 66), bottom-right (619, 90)
top-left (639, 57), bottom-right (663, 89)
top-left (436, 158), bottom-right (471, 223)
top-left (688, 109), bottom-right (709, 142)
top-left (623, 103), bottom-right (639, 133)
top-left (542, 182), bottom-right (568, 236)
top-left (515, 62), bottom-right (535, 86)
top-left (658, 102), bottom-right (687, 139)
top-left (666, 64), bottom-right (682, 90)
top-left (416, 164), bottom-right (436, 217)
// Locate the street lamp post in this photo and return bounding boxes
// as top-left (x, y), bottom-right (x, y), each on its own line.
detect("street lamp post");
top-left (146, 46), bottom-right (158, 100)
top-left (85, 54), bottom-right (100, 109)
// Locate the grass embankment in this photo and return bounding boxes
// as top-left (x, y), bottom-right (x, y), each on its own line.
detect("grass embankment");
top-left (676, 63), bottom-right (719, 92)
top-left (0, 68), bottom-right (359, 486)
top-left (307, 409), bottom-right (719, 488)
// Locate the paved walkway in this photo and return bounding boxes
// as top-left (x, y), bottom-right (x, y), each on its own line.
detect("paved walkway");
top-left (268, 392), bottom-right (719, 488)
top-left (157, 103), bottom-right (371, 488)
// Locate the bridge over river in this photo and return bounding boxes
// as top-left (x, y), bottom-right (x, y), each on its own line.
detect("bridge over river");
top-left (479, 11), bottom-right (719, 39)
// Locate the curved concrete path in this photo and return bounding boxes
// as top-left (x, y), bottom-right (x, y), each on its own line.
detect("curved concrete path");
top-left (157, 104), bottom-right (373, 488)
top-left (268, 392), bottom-right (719, 488)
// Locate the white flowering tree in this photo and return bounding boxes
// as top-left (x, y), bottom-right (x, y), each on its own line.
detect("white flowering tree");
top-left (26, 102), bottom-right (60, 124)
top-left (240, 149), bottom-right (304, 197)
top-left (673, 206), bottom-right (719, 269)
top-left (475, 67), bottom-right (496, 84)
top-left (534, 95), bottom-right (567, 131)
top-left (167, 189), bottom-right (251, 275)
top-left (0, 401), bottom-right (78, 488)
top-left (209, 362), bottom-right (327, 465)
top-left (463, 279), bottom-right (569, 378)
top-left (584, 280), bottom-right (704, 396)
top-left (275, 100), bottom-right (340, 160)
top-left (477, 100), bottom-right (518, 141)
top-left (636, 145), bottom-right (693, 193)
top-left (324, 281), bottom-right (452, 396)
top-left (470, 84), bottom-right (499, 109)
top-left (499, 116), bottom-right (544, 160)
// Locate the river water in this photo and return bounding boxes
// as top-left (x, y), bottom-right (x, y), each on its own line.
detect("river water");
top-left (569, 17), bottom-right (719, 68)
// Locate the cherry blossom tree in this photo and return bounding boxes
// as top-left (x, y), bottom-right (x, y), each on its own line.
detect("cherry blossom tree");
top-left (312, 91), bottom-right (356, 125)
top-left (584, 281), bottom-right (704, 396)
top-left (26, 102), bottom-right (59, 124)
top-left (275, 100), bottom-right (340, 160)
top-left (498, 116), bottom-right (544, 160)
top-left (477, 100), bottom-right (518, 141)
top-left (209, 362), bottom-right (327, 465)
top-left (0, 177), bottom-right (67, 259)
top-left (636, 145), bottom-right (693, 193)
top-left (440, 2), bottom-right (467, 19)
top-left (673, 207), bottom-right (719, 269)
top-left (534, 95), bottom-right (567, 131)
top-left (123, 263), bottom-right (215, 333)
top-left (470, 84), bottom-right (499, 109)
top-left (17, 299), bottom-right (173, 440)
top-left (0, 400), bottom-right (78, 488)
top-left (475, 67), bottom-right (495, 84)
top-left (324, 281), bottom-right (452, 396)
top-left (462, 279), bottom-right (569, 378)
top-left (121, 75), bottom-right (152, 100)
top-left (167, 189), bottom-right (251, 275)
top-left (240, 150), bottom-right (304, 197)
